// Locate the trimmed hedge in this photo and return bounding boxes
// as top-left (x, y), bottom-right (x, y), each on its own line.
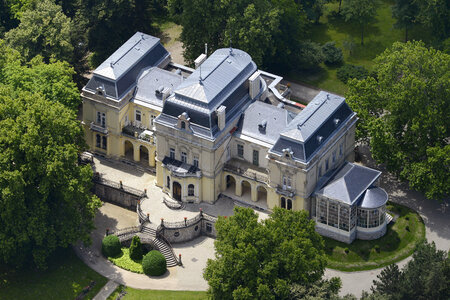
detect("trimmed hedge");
top-left (102, 235), bottom-right (121, 257)
top-left (322, 41), bottom-right (343, 65)
top-left (142, 250), bottom-right (167, 276)
top-left (129, 236), bottom-right (143, 261)
top-left (337, 64), bottom-right (368, 83)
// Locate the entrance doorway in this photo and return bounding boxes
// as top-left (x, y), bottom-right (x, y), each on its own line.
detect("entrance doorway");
top-left (173, 181), bottom-right (182, 201)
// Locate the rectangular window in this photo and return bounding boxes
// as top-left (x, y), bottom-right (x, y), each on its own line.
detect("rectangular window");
top-left (325, 158), bottom-right (329, 171)
top-left (332, 150), bottom-right (336, 163)
top-left (181, 151), bottom-right (187, 163)
top-left (206, 222), bottom-right (212, 233)
top-left (96, 134), bottom-right (101, 148)
top-left (318, 164), bottom-right (322, 177)
top-left (252, 149), bottom-right (259, 166)
top-left (283, 176), bottom-right (292, 189)
top-left (135, 110), bottom-right (141, 122)
top-left (150, 115), bottom-right (155, 126)
top-left (193, 156), bottom-right (199, 168)
top-left (339, 143), bottom-right (343, 156)
top-left (237, 144), bottom-right (244, 158)
top-left (97, 112), bottom-right (106, 128)
top-left (169, 148), bottom-right (175, 159)
top-left (102, 136), bottom-right (107, 150)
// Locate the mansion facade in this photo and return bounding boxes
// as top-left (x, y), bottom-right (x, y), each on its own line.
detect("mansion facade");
top-left (82, 32), bottom-right (388, 243)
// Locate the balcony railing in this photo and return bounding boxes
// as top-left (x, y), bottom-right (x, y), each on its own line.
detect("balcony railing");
top-left (90, 122), bottom-right (108, 134)
top-left (276, 185), bottom-right (296, 197)
top-left (122, 124), bottom-right (154, 144)
top-left (223, 159), bottom-right (269, 183)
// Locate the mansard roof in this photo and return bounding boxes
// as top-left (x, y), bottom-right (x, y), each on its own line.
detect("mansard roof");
top-left (84, 32), bottom-right (169, 99)
top-left (159, 48), bottom-right (258, 138)
top-left (315, 162), bottom-right (382, 205)
top-left (269, 91), bottom-right (355, 162)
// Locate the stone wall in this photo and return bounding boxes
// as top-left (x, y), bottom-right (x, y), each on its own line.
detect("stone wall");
top-left (356, 223), bottom-right (387, 240)
top-left (157, 213), bottom-right (217, 244)
top-left (93, 177), bottom-right (146, 211)
top-left (315, 223), bottom-right (356, 244)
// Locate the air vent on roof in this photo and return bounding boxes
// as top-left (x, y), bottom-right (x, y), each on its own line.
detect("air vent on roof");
top-left (334, 118), bottom-right (340, 126)
top-left (258, 120), bottom-right (267, 133)
top-left (317, 136), bottom-right (323, 144)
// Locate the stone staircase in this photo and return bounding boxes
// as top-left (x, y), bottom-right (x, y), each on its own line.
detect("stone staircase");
top-left (140, 223), bottom-right (179, 267)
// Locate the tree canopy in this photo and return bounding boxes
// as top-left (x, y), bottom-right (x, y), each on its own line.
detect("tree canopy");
top-left (203, 207), bottom-right (328, 299)
top-left (371, 241), bottom-right (450, 299)
top-left (342, 0), bottom-right (379, 45)
top-left (0, 41), bottom-right (80, 111)
top-left (0, 85), bottom-right (101, 268)
top-left (346, 41), bottom-right (449, 200)
top-left (178, 0), bottom-right (310, 70)
top-left (392, 0), bottom-right (419, 42)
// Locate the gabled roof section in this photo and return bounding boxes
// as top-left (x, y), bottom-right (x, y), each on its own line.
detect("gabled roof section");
top-left (84, 32), bottom-right (170, 99)
top-left (94, 32), bottom-right (163, 80)
top-left (237, 101), bottom-right (295, 145)
top-left (315, 162), bottom-right (381, 205)
top-left (174, 48), bottom-right (256, 109)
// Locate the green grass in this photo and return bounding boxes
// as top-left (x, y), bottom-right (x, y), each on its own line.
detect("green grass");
top-left (108, 248), bottom-right (144, 274)
top-left (107, 285), bottom-right (209, 300)
top-left (287, 0), bottom-right (432, 95)
top-left (325, 202), bottom-right (425, 272)
top-left (0, 247), bottom-right (108, 300)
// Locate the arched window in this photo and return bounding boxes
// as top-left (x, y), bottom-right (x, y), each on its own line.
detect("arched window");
top-left (281, 197), bottom-right (286, 209)
top-left (287, 199), bottom-right (292, 210)
top-left (188, 184), bottom-right (195, 196)
top-left (181, 121), bottom-right (186, 129)
top-left (166, 176), bottom-right (170, 188)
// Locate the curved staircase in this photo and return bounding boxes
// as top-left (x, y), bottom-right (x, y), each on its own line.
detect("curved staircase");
top-left (140, 223), bottom-right (179, 267)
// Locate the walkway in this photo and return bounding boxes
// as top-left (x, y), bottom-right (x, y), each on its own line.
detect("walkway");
top-left (93, 280), bottom-right (119, 300)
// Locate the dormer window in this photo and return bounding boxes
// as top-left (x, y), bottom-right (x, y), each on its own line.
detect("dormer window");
top-left (177, 112), bottom-right (191, 131)
top-left (317, 136), bottom-right (323, 144)
top-left (181, 121), bottom-right (186, 130)
top-left (96, 85), bottom-right (105, 96)
top-left (333, 118), bottom-right (340, 127)
top-left (282, 147), bottom-right (294, 158)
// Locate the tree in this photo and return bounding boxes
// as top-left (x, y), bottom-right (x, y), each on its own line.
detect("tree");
top-left (5, 0), bottom-right (74, 64)
top-left (203, 207), bottom-right (327, 299)
top-left (0, 85), bottom-right (101, 269)
top-left (179, 0), bottom-right (310, 70)
top-left (346, 41), bottom-right (449, 200)
top-left (342, 0), bottom-right (379, 45)
top-left (129, 235), bottom-right (143, 260)
top-left (415, 0), bottom-right (449, 42)
top-left (392, 0), bottom-right (419, 42)
top-left (0, 41), bottom-right (81, 111)
top-left (371, 242), bottom-right (450, 299)
top-left (78, 0), bottom-right (159, 67)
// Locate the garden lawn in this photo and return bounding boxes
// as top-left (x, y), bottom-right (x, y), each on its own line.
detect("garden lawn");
top-left (0, 247), bottom-right (107, 300)
top-left (108, 248), bottom-right (144, 274)
top-left (107, 285), bottom-right (208, 300)
top-left (287, 0), bottom-right (431, 95)
top-left (325, 202), bottom-right (425, 271)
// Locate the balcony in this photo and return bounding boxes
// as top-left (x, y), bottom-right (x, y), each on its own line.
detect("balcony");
top-left (276, 185), bottom-right (296, 197)
top-left (90, 122), bottom-right (108, 134)
top-left (122, 124), bottom-right (154, 144)
top-left (162, 157), bottom-right (202, 178)
top-left (223, 158), bottom-right (269, 184)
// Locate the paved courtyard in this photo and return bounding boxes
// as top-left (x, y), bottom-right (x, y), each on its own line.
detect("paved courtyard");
top-left (79, 154), bottom-right (449, 298)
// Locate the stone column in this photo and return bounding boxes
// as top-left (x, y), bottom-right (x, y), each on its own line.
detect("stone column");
top-left (235, 180), bottom-right (242, 196)
top-left (149, 150), bottom-right (156, 167)
top-left (251, 184), bottom-right (257, 202)
top-left (133, 143), bottom-right (140, 162)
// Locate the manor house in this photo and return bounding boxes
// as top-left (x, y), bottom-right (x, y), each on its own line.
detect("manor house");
top-left (82, 32), bottom-right (388, 243)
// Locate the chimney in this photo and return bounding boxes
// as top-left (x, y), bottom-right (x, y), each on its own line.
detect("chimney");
top-left (217, 105), bottom-right (226, 131)
top-left (162, 87), bottom-right (171, 104)
top-left (195, 54), bottom-right (207, 69)
top-left (249, 71), bottom-right (261, 100)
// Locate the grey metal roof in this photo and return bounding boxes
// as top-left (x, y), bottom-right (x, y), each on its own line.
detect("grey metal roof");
top-left (281, 91), bottom-right (345, 142)
top-left (358, 187), bottom-right (388, 209)
top-left (134, 67), bottom-right (183, 108)
top-left (270, 91), bottom-right (354, 162)
top-left (315, 162), bottom-right (381, 205)
top-left (85, 32), bottom-right (169, 99)
top-left (236, 101), bottom-right (296, 145)
top-left (160, 48), bottom-right (257, 138)
top-left (94, 32), bottom-right (163, 80)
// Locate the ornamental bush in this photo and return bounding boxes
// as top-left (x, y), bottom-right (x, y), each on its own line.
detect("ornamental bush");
top-left (129, 235), bottom-right (143, 261)
top-left (337, 64), bottom-right (368, 83)
top-left (322, 41), bottom-right (343, 65)
top-left (142, 250), bottom-right (167, 276)
top-left (102, 235), bottom-right (121, 257)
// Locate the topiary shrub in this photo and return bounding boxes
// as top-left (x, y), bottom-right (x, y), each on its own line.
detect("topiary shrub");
top-left (337, 64), bottom-right (368, 83)
top-left (322, 41), bottom-right (343, 65)
top-left (129, 235), bottom-right (143, 261)
top-left (102, 235), bottom-right (121, 257)
top-left (344, 247), bottom-right (350, 254)
top-left (142, 250), bottom-right (167, 276)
